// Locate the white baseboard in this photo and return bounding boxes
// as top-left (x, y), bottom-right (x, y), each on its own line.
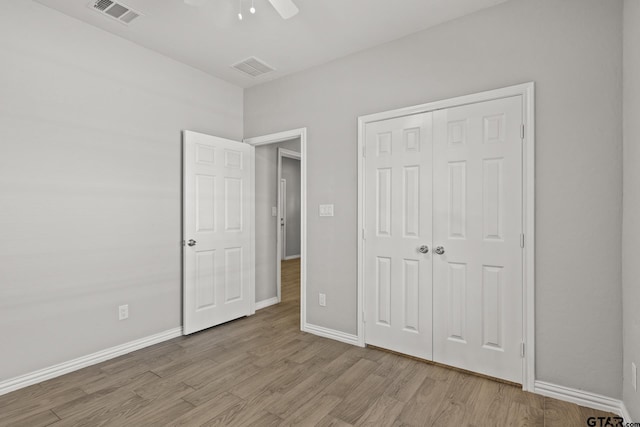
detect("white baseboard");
top-left (0, 327), bottom-right (182, 397)
top-left (303, 323), bottom-right (360, 346)
top-left (534, 380), bottom-right (631, 420)
top-left (255, 297), bottom-right (279, 310)
top-left (284, 255), bottom-right (301, 260)
top-left (620, 401), bottom-right (634, 423)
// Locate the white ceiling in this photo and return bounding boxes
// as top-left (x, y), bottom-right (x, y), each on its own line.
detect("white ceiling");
top-left (34, 0), bottom-right (509, 88)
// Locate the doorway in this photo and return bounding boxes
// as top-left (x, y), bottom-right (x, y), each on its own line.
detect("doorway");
top-left (279, 149), bottom-right (302, 262)
top-left (245, 129), bottom-right (308, 330)
top-left (357, 84), bottom-right (535, 389)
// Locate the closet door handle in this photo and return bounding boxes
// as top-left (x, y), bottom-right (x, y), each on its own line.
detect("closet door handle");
top-left (187, 239), bottom-right (197, 247)
top-left (418, 245), bottom-right (429, 254)
top-left (434, 246), bottom-right (445, 255)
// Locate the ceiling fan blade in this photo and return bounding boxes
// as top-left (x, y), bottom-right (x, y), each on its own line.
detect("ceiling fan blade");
top-left (184, 0), bottom-right (206, 6)
top-left (268, 0), bottom-right (299, 19)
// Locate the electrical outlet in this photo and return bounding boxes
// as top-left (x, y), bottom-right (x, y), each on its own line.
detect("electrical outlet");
top-left (633, 362), bottom-right (637, 392)
top-left (319, 293), bottom-right (326, 307)
top-left (118, 304), bottom-right (129, 320)
top-left (319, 204), bottom-right (334, 217)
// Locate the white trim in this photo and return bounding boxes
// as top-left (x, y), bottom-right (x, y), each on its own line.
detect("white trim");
top-left (279, 149), bottom-right (302, 160)
top-left (357, 82), bottom-right (536, 389)
top-left (284, 255), bottom-right (301, 260)
top-left (621, 401), bottom-right (634, 423)
top-left (357, 116), bottom-right (366, 348)
top-left (522, 83), bottom-right (536, 391)
top-left (245, 128), bottom-right (306, 146)
top-left (255, 297), bottom-right (279, 310)
top-left (303, 323), bottom-right (360, 346)
top-left (244, 128), bottom-right (307, 332)
top-left (280, 178), bottom-right (287, 265)
top-left (360, 83), bottom-right (534, 124)
top-left (249, 141), bottom-right (256, 315)
top-left (0, 327), bottom-right (182, 397)
top-left (534, 381), bottom-right (630, 419)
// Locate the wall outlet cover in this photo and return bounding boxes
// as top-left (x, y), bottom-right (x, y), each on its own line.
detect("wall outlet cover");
top-left (118, 304), bottom-right (129, 320)
top-left (319, 204), bottom-right (334, 217)
top-left (319, 293), bottom-right (326, 307)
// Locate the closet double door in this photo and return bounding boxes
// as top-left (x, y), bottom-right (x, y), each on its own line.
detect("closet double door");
top-left (363, 96), bottom-right (523, 383)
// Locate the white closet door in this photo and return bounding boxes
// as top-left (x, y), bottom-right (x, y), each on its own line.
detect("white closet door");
top-left (183, 131), bottom-right (255, 335)
top-left (364, 113), bottom-right (433, 360)
top-left (432, 96), bottom-right (523, 383)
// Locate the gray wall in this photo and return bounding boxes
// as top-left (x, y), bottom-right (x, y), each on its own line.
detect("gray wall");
top-left (245, 0), bottom-right (623, 398)
top-left (0, 1), bottom-right (243, 381)
top-left (623, 0), bottom-right (640, 419)
top-left (282, 157), bottom-right (301, 258)
top-left (255, 139), bottom-right (301, 302)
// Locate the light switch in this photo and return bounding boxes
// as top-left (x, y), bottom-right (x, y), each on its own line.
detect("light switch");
top-left (272, 207), bottom-right (277, 217)
top-left (319, 204), bottom-right (334, 217)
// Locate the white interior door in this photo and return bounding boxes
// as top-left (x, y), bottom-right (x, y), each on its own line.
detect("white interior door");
top-left (364, 113), bottom-right (433, 360)
top-left (432, 96), bottom-right (523, 383)
top-left (183, 130), bottom-right (254, 335)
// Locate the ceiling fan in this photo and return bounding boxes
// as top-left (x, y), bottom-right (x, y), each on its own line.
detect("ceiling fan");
top-left (184, 0), bottom-right (299, 20)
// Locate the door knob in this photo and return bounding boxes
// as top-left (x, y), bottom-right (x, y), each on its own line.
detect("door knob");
top-left (187, 239), bottom-right (197, 247)
top-left (418, 245), bottom-right (429, 254)
top-left (434, 246), bottom-right (445, 255)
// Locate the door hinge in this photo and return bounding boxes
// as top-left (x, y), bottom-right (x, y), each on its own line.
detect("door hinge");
top-left (182, 240), bottom-right (186, 247)
top-left (362, 311), bottom-right (366, 323)
top-left (520, 342), bottom-right (526, 358)
top-left (521, 124), bottom-right (525, 140)
top-left (362, 145), bottom-right (366, 157)
top-left (520, 234), bottom-right (525, 248)
top-left (362, 229), bottom-right (366, 240)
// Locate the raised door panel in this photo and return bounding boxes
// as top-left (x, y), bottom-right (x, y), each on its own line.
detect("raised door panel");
top-left (195, 250), bottom-right (216, 310)
top-left (403, 167), bottom-right (420, 238)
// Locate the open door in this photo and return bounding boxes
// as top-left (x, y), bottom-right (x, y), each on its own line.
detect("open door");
top-left (183, 130), bottom-right (255, 335)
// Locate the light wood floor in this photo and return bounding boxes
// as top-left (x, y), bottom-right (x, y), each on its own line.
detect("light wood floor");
top-left (0, 259), bottom-right (615, 426)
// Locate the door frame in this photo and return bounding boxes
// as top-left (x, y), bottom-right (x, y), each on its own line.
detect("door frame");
top-left (280, 178), bottom-right (287, 260)
top-left (244, 128), bottom-right (307, 330)
top-left (357, 83), bottom-right (535, 391)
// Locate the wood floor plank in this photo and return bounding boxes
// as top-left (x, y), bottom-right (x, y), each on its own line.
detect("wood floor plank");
top-left (166, 392), bottom-right (243, 426)
top-left (322, 358), bottom-right (379, 398)
top-left (329, 373), bottom-right (389, 424)
top-left (316, 415), bottom-right (355, 427)
top-left (395, 376), bottom-right (451, 426)
top-left (2, 409), bottom-right (60, 427)
top-left (281, 394), bottom-right (344, 426)
top-left (0, 386), bottom-right (88, 426)
top-left (354, 394), bottom-right (404, 427)
top-left (268, 371), bottom-right (336, 419)
top-left (0, 259), bottom-right (619, 426)
top-left (200, 389), bottom-right (280, 427)
top-left (503, 401), bottom-right (545, 427)
top-left (50, 392), bottom-right (148, 426)
top-left (180, 363), bottom-right (262, 407)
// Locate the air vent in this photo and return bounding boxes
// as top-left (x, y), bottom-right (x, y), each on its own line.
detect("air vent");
top-left (88, 0), bottom-right (142, 25)
top-left (231, 57), bottom-right (275, 78)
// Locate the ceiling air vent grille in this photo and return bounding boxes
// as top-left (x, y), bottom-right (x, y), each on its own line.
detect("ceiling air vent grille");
top-left (231, 57), bottom-right (275, 78)
top-left (89, 0), bottom-right (142, 25)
